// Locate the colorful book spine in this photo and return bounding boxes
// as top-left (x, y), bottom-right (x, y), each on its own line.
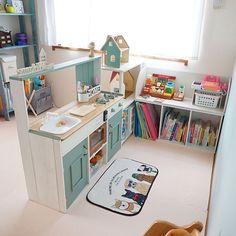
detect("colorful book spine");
top-left (141, 103), bottom-right (157, 140)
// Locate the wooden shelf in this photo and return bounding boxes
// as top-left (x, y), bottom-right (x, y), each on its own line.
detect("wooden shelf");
top-left (89, 142), bottom-right (107, 160)
top-left (0, 44), bottom-right (37, 51)
top-left (0, 13), bottom-right (33, 16)
top-left (10, 55), bottom-right (101, 81)
top-left (102, 58), bottom-right (142, 73)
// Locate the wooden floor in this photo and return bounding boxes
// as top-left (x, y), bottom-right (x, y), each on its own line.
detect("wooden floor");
top-left (0, 117), bottom-right (213, 236)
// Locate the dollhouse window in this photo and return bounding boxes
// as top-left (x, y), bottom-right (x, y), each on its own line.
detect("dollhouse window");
top-left (110, 55), bottom-right (115, 62)
top-left (118, 39), bottom-right (123, 44)
top-left (109, 41), bottom-right (113, 47)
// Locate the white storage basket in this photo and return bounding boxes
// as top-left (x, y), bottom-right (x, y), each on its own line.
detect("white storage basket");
top-left (195, 90), bottom-right (221, 108)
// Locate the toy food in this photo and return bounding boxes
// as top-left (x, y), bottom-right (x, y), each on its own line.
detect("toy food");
top-left (56, 119), bottom-right (66, 127)
top-left (141, 74), bottom-right (176, 99)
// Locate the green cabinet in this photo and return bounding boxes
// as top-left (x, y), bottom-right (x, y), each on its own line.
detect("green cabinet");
top-left (108, 110), bottom-right (122, 161)
top-left (63, 138), bottom-right (88, 208)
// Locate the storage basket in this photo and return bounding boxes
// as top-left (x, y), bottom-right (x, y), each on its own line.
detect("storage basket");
top-left (195, 90), bottom-right (221, 108)
top-left (31, 86), bottom-right (53, 114)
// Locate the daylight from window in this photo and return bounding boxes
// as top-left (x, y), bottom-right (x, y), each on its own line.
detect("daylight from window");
top-left (54, 0), bottom-right (205, 59)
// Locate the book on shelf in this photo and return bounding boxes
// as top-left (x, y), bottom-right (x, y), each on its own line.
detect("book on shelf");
top-left (161, 109), bottom-right (188, 144)
top-left (189, 119), bottom-right (218, 148)
top-left (134, 102), bottom-right (158, 140)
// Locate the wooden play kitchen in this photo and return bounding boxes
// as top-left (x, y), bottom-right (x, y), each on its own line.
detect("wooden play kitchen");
top-left (9, 47), bottom-right (229, 213)
top-left (10, 55), bottom-right (125, 212)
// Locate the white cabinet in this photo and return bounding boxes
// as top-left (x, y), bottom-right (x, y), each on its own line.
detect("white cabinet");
top-left (135, 96), bottom-right (226, 152)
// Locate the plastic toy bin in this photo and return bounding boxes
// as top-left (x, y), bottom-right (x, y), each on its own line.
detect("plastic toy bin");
top-left (31, 86), bottom-right (53, 114)
top-left (194, 90), bottom-right (221, 108)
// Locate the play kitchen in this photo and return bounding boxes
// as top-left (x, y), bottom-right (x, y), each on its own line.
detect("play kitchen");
top-left (10, 55), bottom-right (125, 212)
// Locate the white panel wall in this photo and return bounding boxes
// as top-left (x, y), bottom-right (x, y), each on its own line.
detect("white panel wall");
top-left (207, 63), bottom-right (236, 236)
top-left (145, 0), bottom-right (236, 77)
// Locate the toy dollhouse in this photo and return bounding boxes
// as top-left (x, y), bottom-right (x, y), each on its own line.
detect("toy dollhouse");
top-left (101, 35), bottom-right (129, 68)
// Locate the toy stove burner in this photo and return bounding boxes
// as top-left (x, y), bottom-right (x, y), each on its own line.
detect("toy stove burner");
top-left (96, 91), bottom-right (120, 104)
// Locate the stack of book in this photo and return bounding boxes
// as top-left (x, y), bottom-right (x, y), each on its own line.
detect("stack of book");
top-left (161, 108), bottom-right (188, 144)
top-left (188, 120), bottom-right (217, 147)
top-left (134, 102), bottom-right (159, 140)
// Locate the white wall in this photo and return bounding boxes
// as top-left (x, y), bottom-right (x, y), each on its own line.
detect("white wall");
top-left (207, 63), bottom-right (236, 236)
top-left (145, 0), bottom-right (236, 77)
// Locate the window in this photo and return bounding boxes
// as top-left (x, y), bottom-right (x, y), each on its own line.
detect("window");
top-left (53, 0), bottom-right (205, 60)
top-left (110, 55), bottom-right (116, 62)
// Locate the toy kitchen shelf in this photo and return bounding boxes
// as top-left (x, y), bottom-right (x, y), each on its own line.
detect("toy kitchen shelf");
top-left (101, 58), bottom-right (143, 98)
top-left (135, 95), bottom-right (225, 152)
top-left (10, 55), bottom-right (125, 212)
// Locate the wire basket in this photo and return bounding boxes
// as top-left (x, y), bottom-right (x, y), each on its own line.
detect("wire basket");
top-left (195, 90), bottom-right (221, 108)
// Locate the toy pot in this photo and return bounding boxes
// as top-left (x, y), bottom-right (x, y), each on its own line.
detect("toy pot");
top-left (5, 4), bottom-right (15, 13)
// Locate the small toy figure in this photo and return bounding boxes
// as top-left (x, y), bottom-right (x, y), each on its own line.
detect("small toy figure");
top-left (173, 85), bottom-right (185, 101)
top-left (0, 3), bottom-right (6, 12)
top-left (122, 189), bottom-right (146, 206)
top-left (112, 199), bottom-right (140, 213)
top-left (88, 42), bottom-right (95, 57)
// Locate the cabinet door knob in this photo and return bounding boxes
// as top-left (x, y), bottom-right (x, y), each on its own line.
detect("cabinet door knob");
top-left (111, 108), bottom-right (115, 112)
top-left (118, 103), bottom-right (123, 107)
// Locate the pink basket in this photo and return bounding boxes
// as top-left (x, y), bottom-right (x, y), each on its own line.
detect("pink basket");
top-left (202, 75), bottom-right (221, 91)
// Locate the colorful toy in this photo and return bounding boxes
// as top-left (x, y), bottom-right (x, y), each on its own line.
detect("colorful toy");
top-left (5, 4), bottom-right (15, 13)
top-left (142, 73), bottom-right (176, 99)
top-left (202, 75), bottom-right (221, 91)
top-left (101, 35), bottom-right (129, 68)
top-left (173, 85), bottom-right (185, 101)
top-left (191, 81), bottom-right (202, 90)
top-left (15, 32), bottom-right (27, 46)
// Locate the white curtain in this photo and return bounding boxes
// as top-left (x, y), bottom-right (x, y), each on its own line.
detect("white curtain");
top-left (43, 0), bottom-right (205, 59)
top-left (36, 0), bottom-right (57, 46)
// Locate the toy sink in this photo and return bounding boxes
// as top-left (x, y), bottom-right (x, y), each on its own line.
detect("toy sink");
top-left (40, 114), bottom-right (81, 135)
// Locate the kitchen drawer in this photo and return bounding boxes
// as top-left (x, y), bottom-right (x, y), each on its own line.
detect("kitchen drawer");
top-left (61, 113), bottom-right (103, 156)
top-left (107, 101), bottom-right (123, 119)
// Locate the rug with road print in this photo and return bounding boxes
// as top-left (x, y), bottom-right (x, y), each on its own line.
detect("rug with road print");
top-left (86, 158), bottom-right (158, 216)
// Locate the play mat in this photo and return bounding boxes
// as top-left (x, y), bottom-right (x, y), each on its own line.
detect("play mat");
top-left (87, 158), bottom-right (158, 216)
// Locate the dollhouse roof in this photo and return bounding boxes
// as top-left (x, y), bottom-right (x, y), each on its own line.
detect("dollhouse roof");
top-left (114, 35), bottom-right (129, 49)
top-left (101, 35), bottom-right (129, 52)
top-left (101, 35), bottom-right (120, 52)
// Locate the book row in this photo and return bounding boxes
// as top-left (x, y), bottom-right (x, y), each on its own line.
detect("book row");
top-left (134, 102), bottom-right (159, 140)
top-left (134, 103), bottom-right (218, 148)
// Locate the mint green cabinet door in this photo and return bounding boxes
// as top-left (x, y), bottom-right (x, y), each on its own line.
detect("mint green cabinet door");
top-left (63, 138), bottom-right (88, 208)
top-left (108, 111), bottom-right (122, 161)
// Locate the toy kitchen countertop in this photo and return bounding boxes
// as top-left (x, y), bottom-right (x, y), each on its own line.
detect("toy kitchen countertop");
top-left (29, 93), bottom-right (123, 141)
